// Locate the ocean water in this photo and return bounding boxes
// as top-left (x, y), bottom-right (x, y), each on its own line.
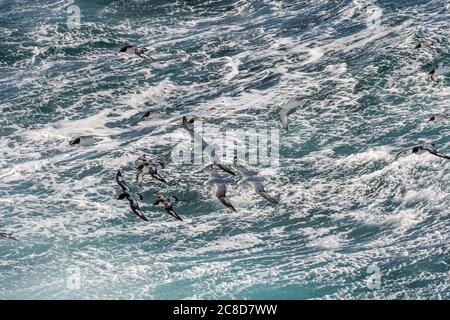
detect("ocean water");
top-left (0, 0), bottom-right (449, 300)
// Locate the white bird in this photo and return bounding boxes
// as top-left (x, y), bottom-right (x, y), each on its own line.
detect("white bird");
top-left (279, 97), bottom-right (302, 130)
top-left (233, 156), bottom-right (278, 204)
top-left (203, 165), bottom-right (237, 212)
top-left (429, 63), bottom-right (450, 81)
top-left (415, 40), bottom-right (434, 49)
top-left (181, 117), bottom-right (235, 176)
top-left (141, 110), bottom-right (169, 120)
top-left (427, 113), bottom-right (449, 123)
top-left (69, 135), bottom-right (101, 146)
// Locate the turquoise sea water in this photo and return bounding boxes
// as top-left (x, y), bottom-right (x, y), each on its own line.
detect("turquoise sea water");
top-left (0, 0), bottom-right (449, 299)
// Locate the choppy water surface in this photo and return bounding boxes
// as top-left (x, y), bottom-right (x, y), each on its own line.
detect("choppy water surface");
top-left (0, 0), bottom-right (449, 299)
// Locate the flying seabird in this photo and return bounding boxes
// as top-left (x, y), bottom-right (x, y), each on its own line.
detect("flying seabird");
top-left (153, 195), bottom-right (183, 221)
top-left (141, 110), bottom-right (169, 120)
top-left (233, 156), bottom-right (278, 204)
top-left (203, 165), bottom-right (237, 212)
top-left (415, 40), bottom-right (434, 49)
top-left (427, 113), bottom-right (449, 123)
top-left (279, 97), bottom-right (302, 130)
top-left (135, 155), bottom-right (167, 185)
top-left (429, 63), bottom-right (450, 81)
top-left (116, 170), bottom-right (148, 221)
top-left (69, 135), bottom-right (99, 146)
top-left (181, 116), bottom-right (235, 176)
top-left (118, 44), bottom-right (156, 61)
top-left (0, 232), bottom-right (17, 241)
top-left (394, 144), bottom-right (450, 161)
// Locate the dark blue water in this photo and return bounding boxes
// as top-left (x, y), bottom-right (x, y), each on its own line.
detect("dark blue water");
top-left (0, 0), bottom-right (449, 299)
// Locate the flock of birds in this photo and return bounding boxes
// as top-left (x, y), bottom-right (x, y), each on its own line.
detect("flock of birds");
top-left (113, 113), bottom-right (280, 223)
top-left (1, 39), bottom-right (449, 240)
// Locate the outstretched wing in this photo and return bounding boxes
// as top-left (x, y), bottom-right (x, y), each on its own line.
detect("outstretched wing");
top-left (131, 207), bottom-right (149, 222)
top-left (435, 64), bottom-right (450, 76)
top-left (279, 98), bottom-right (301, 130)
top-left (394, 147), bottom-right (413, 160)
top-left (257, 191), bottom-right (279, 204)
top-left (117, 192), bottom-right (129, 200)
top-left (135, 193), bottom-right (144, 201)
top-left (151, 173), bottom-right (167, 183)
top-left (233, 157), bottom-right (253, 177)
top-left (215, 162), bottom-right (235, 176)
top-left (128, 199), bottom-right (148, 222)
top-left (116, 170), bottom-right (131, 192)
top-left (0, 232), bottom-right (17, 241)
top-left (425, 148), bottom-right (450, 160)
top-left (165, 207), bottom-right (183, 221)
top-left (218, 196), bottom-right (237, 212)
top-left (214, 183), bottom-right (227, 198)
top-left (119, 44), bottom-right (133, 53)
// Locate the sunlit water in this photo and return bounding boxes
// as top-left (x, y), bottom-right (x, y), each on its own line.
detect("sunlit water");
top-left (0, 0), bottom-right (449, 299)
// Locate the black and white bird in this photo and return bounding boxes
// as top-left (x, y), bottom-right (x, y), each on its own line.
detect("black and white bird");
top-left (135, 155), bottom-right (167, 185)
top-left (279, 97), bottom-right (302, 131)
top-left (394, 144), bottom-right (450, 161)
top-left (427, 113), bottom-right (449, 123)
top-left (181, 116), bottom-right (235, 176)
top-left (233, 156), bottom-right (278, 204)
top-left (116, 170), bottom-right (148, 222)
top-left (118, 44), bottom-right (156, 61)
top-left (429, 63), bottom-right (450, 81)
top-left (153, 195), bottom-right (183, 221)
top-left (0, 232), bottom-right (17, 241)
top-left (203, 165), bottom-right (237, 212)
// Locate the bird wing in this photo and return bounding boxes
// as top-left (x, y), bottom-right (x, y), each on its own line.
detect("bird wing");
top-left (151, 173), bottom-right (167, 183)
top-left (214, 162), bottom-right (236, 176)
top-left (165, 206), bottom-right (183, 221)
top-left (248, 179), bottom-right (266, 193)
top-left (435, 64), bottom-right (450, 76)
top-left (279, 98), bottom-right (301, 130)
top-left (130, 201), bottom-right (148, 222)
top-left (0, 232), bottom-right (17, 240)
top-left (425, 148), bottom-right (450, 160)
top-left (116, 170), bottom-right (131, 192)
top-left (279, 111), bottom-right (289, 130)
top-left (214, 183), bottom-right (227, 198)
top-left (394, 147), bottom-right (413, 160)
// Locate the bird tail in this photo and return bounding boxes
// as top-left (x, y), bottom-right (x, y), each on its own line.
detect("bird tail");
top-left (219, 197), bottom-right (237, 212)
